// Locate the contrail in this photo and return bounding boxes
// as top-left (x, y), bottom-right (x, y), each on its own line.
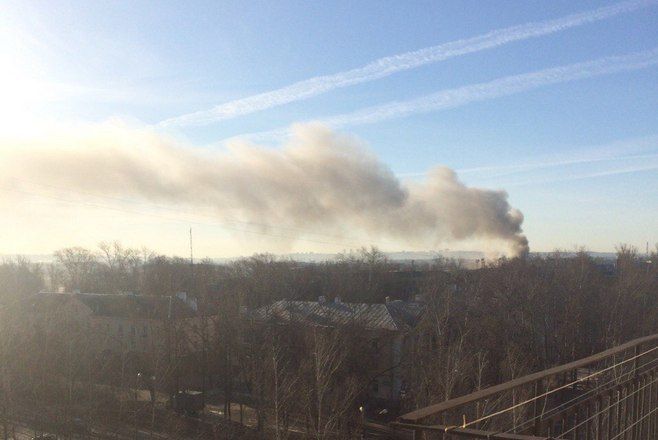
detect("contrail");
top-left (393, 134), bottom-right (658, 178)
top-left (241, 47), bottom-right (658, 141)
top-left (502, 161), bottom-right (658, 187)
top-left (158, 0), bottom-right (657, 128)
top-left (455, 135), bottom-right (658, 177)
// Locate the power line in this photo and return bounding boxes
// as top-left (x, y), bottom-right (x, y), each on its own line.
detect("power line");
top-left (453, 345), bottom-right (658, 430)
top-left (559, 374), bottom-right (658, 437)
top-left (609, 406), bottom-right (658, 440)
top-left (6, 177), bottom-right (374, 244)
top-left (0, 184), bottom-right (372, 249)
top-left (506, 355), bottom-right (658, 434)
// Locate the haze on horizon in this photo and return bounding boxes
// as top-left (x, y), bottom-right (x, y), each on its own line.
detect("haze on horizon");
top-left (1, 0), bottom-right (657, 258)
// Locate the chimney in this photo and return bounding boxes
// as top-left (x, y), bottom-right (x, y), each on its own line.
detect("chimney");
top-left (334, 296), bottom-right (341, 304)
top-left (385, 296), bottom-right (391, 303)
top-left (318, 295), bottom-right (326, 304)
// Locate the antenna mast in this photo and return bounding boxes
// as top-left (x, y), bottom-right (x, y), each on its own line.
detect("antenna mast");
top-left (189, 227), bottom-right (194, 266)
top-left (189, 227), bottom-right (195, 292)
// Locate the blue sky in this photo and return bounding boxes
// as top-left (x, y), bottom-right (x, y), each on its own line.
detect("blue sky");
top-left (1, 0), bottom-right (657, 255)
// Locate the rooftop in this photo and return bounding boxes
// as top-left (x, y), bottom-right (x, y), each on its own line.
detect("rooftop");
top-left (251, 298), bottom-right (424, 331)
top-left (26, 292), bottom-right (203, 319)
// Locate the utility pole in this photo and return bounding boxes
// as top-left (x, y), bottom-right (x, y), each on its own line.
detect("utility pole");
top-left (189, 228), bottom-right (208, 407)
top-left (189, 227), bottom-right (195, 273)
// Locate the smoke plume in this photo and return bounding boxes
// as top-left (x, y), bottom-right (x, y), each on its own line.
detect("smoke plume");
top-left (0, 122), bottom-right (529, 256)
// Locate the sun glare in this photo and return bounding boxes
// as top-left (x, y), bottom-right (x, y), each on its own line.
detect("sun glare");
top-left (0, 73), bottom-right (48, 135)
top-left (0, 13), bottom-right (54, 135)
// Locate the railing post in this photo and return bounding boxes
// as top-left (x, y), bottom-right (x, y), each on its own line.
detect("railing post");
top-left (633, 344), bottom-right (640, 378)
top-left (532, 379), bottom-right (544, 435)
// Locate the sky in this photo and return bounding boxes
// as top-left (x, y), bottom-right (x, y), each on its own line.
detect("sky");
top-left (0, 0), bottom-right (657, 257)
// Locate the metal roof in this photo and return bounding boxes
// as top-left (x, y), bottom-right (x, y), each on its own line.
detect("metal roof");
top-left (251, 299), bottom-right (424, 331)
top-left (26, 292), bottom-right (199, 319)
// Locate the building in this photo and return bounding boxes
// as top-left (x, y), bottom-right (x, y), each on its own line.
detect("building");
top-left (250, 296), bottom-right (425, 407)
top-left (24, 291), bottom-right (204, 353)
top-left (21, 291), bottom-right (215, 392)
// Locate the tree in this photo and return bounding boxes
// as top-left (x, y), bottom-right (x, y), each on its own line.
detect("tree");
top-left (54, 247), bottom-right (99, 292)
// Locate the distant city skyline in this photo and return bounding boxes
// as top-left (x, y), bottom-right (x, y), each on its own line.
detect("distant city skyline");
top-left (0, 0), bottom-right (657, 257)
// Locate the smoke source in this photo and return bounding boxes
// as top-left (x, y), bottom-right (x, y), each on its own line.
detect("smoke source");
top-left (0, 122), bottom-right (529, 256)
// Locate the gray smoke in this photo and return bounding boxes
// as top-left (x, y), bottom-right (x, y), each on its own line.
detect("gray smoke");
top-left (0, 122), bottom-right (528, 256)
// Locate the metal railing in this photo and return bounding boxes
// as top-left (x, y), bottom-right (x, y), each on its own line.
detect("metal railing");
top-left (389, 334), bottom-right (658, 439)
